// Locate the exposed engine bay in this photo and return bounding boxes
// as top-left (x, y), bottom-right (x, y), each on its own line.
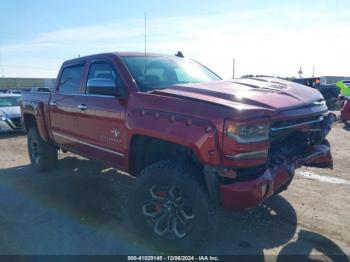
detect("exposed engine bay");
top-left (269, 113), bottom-right (334, 169)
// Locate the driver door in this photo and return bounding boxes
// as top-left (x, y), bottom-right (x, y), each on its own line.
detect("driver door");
top-left (76, 59), bottom-right (128, 168)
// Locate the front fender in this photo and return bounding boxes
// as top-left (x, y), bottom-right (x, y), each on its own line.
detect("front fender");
top-left (126, 108), bottom-right (221, 165)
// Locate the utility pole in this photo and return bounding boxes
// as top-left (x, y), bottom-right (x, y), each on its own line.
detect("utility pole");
top-left (144, 12), bottom-right (147, 75)
top-left (144, 12), bottom-right (147, 56)
top-left (232, 58), bottom-right (235, 79)
top-left (312, 67), bottom-right (315, 77)
top-left (298, 66), bottom-right (303, 78)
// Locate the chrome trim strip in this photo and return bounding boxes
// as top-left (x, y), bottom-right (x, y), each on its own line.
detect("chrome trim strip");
top-left (78, 139), bottom-right (125, 157)
top-left (52, 131), bottom-right (78, 142)
top-left (55, 91), bottom-right (115, 98)
top-left (225, 150), bottom-right (268, 160)
top-left (271, 116), bottom-right (324, 132)
top-left (52, 131), bottom-right (125, 157)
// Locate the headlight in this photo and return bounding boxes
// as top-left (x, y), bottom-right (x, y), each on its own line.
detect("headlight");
top-left (0, 115), bottom-right (6, 121)
top-left (225, 120), bottom-right (270, 143)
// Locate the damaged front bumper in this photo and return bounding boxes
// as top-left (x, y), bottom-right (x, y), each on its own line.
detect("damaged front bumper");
top-left (220, 165), bottom-right (290, 210)
top-left (206, 113), bottom-right (334, 211)
top-left (219, 140), bottom-right (332, 210)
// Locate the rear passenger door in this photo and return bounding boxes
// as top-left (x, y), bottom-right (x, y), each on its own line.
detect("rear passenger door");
top-left (49, 63), bottom-right (85, 151)
top-left (76, 59), bottom-right (128, 168)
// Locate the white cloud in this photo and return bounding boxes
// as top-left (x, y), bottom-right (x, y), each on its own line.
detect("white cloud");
top-left (1, 4), bottom-right (350, 78)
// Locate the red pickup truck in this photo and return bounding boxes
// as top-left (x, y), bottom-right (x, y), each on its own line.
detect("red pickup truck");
top-left (21, 52), bottom-right (333, 250)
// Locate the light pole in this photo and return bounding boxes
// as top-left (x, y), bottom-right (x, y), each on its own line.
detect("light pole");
top-left (298, 67), bottom-right (303, 78)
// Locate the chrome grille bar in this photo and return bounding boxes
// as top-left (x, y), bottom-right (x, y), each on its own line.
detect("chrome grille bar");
top-left (271, 116), bottom-right (323, 132)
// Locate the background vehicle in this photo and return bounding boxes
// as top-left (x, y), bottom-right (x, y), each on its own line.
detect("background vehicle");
top-left (30, 87), bottom-right (51, 93)
top-left (292, 77), bottom-right (339, 109)
top-left (6, 89), bottom-right (22, 95)
top-left (21, 52), bottom-right (333, 251)
top-left (0, 94), bottom-right (23, 131)
top-left (342, 80), bottom-right (350, 86)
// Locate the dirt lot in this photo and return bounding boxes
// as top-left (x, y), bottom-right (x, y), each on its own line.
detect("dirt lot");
top-left (0, 122), bottom-right (349, 259)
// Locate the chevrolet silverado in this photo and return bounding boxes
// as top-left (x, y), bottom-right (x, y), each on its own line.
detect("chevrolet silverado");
top-left (21, 52), bottom-right (333, 250)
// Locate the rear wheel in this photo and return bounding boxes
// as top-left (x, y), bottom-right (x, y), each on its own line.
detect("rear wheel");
top-left (27, 127), bottom-right (57, 172)
top-left (129, 160), bottom-right (214, 252)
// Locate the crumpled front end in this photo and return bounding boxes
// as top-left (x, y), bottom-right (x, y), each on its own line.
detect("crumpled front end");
top-left (214, 113), bottom-right (334, 210)
top-left (220, 139), bottom-right (332, 210)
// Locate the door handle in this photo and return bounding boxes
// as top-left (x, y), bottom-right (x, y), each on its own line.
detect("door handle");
top-left (77, 104), bottom-right (88, 111)
top-left (49, 101), bottom-right (57, 106)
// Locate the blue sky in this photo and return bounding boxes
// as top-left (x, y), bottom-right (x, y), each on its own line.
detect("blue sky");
top-left (1, 0), bottom-right (350, 78)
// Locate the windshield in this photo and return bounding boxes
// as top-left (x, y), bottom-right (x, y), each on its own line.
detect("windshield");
top-left (0, 96), bottom-right (21, 107)
top-left (122, 56), bottom-right (221, 92)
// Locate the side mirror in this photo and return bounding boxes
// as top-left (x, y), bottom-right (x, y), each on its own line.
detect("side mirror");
top-left (87, 78), bottom-right (124, 97)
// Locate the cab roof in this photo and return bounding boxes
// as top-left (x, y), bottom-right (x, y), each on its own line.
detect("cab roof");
top-left (63, 52), bottom-right (175, 65)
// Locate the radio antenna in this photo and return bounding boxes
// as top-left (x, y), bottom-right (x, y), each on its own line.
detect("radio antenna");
top-left (0, 43), bottom-right (4, 77)
top-left (144, 12), bottom-right (147, 76)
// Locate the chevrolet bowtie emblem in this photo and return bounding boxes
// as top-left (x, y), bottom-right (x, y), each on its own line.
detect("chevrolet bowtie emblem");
top-left (111, 128), bottom-right (121, 138)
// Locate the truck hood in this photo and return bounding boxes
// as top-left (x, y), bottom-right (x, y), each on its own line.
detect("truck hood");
top-left (0, 106), bottom-right (21, 118)
top-left (153, 77), bottom-right (324, 112)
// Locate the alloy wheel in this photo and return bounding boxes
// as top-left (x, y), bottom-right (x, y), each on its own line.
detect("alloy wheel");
top-left (142, 185), bottom-right (195, 239)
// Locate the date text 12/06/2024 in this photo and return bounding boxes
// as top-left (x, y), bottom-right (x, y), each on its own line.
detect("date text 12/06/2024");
top-left (127, 255), bottom-right (220, 261)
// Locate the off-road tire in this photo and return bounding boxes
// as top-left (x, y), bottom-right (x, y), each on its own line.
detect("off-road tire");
top-left (128, 160), bottom-right (214, 252)
top-left (27, 127), bottom-right (57, 172)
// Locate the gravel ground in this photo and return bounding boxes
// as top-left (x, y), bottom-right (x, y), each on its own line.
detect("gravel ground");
top-left (0, 122), bottom-right (349, 260)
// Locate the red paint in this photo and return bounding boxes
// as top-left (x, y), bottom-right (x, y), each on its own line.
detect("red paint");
top-left (220, 169), bottom-right (275, 210)
top-left (21, 52), bottom-right (333, 211)
top-left (220, 142), bottom-right (331, 210)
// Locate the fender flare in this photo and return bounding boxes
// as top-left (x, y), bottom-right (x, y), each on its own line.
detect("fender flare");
top-left (22, 101), bottom-right (50, 142)
top-left (126, 108), bottom-right (222, 165)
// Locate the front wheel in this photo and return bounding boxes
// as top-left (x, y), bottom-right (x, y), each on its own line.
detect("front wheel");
top-left (27, 127), bottom-right (57, 172)
top-left (128, 160), bottom-right (214, 252)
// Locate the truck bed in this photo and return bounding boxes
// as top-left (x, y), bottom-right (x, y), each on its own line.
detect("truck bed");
top-left (21, 91), bottom-right (51, 105)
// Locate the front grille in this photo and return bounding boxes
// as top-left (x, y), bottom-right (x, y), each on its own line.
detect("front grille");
top-left (9, 117), bottom-right (22, 129)
top-left (271, 115), bottom-right (323, 132)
